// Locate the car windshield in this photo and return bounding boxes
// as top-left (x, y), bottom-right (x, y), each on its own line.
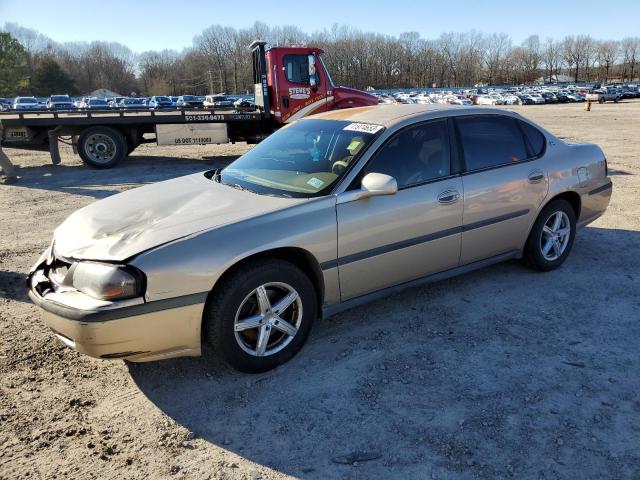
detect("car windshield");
top-left (219, 119), bottom-right (383, 198)
top-left (90, 99), bottom-right (107, 105)
top-left (155, 96), bottom-right (169, 101)
top-left (18, 98), bottom-right (36, 104)
top-left (51, 96), bottom-right (69, 101)
top-left (182, 96), bottom-right (195, 101)
top-left (124, 99), bottom-right (143, 104)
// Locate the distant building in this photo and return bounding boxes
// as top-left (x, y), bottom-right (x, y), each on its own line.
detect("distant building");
top-left (87, 88), bottom-right (122, 99)
top-left (536, 74), bottom-right (574, 84)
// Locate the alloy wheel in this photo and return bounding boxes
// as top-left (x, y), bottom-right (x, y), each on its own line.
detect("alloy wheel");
top-left (233, 282), bottom-right (303, 357)
top-left (540, 211), bottom-right (571, 261)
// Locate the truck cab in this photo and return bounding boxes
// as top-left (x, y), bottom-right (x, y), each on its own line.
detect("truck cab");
top-left (251, 41), bottom-right (378, 124)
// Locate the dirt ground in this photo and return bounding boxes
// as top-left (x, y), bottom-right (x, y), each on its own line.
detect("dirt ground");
top-left (1, 101), bottom-right (639, 480)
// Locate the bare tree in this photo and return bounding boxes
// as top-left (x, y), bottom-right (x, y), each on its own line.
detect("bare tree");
top-left (597, 41), bottom-right (618, 82)
top-left (542, 38), bottom-right (561, 82)
top-left (620, 37), bottom-right (639, 81)
top-left (484, 33), bottom-right (511, 85)
top-left (521, 35), bottom-right (542, 83)
top-left (581, 36), bottom-right (596, 82)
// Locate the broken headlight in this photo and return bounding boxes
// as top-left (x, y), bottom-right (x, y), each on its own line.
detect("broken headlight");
top-left (72, 262), bottom-right (144, 300)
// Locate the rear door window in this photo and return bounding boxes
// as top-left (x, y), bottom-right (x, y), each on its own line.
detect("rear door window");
top-left (456, 116), bottom-right (528, 171)
top-left (518, 120), bottom-right (546, 157)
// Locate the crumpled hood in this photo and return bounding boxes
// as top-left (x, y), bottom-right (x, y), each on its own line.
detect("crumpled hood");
top-left (53, 172), bottom-right (303, 262)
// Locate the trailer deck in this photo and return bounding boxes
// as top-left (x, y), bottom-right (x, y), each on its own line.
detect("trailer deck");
top-left (0, 108), bottom-right (263, 128)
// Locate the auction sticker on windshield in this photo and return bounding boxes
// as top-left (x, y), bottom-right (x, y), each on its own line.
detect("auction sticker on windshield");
top-left (306, 177), bottom-right (324, 189)
top-left (343, 122), bottom-right (384, 134)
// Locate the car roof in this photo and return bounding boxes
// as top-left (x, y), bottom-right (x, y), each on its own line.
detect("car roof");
top-left (309, 104), bottom-right (511, 127)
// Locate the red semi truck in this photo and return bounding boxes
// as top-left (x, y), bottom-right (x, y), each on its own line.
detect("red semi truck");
top-left (0, 41), bottom-right (379, 168)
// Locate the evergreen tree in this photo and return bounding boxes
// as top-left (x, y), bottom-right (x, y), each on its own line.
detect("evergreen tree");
top-left (0, 32), bottom-right (29, 97)
top-left (31, 58), bottom-right (78, 96)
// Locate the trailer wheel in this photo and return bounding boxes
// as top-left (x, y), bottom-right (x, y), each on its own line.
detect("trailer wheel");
top-left (78, 126), bottom-right (127, 168)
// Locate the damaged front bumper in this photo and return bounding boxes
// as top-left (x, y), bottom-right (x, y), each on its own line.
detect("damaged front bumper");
top-left (27, 247), bottom-right (204, 362)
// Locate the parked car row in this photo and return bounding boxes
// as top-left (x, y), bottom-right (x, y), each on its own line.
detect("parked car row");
top-left (2, 83), bottom-right (638, 113)
top-left (0, 93), bottom-right (254, 112)
top-left (373, 83), bottom-right (640, 107)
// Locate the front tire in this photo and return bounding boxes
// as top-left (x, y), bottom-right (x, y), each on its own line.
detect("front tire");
top-left (204, 259), bottom-right (317, 373)
top-left (523, 200), bottom-right (576, 271)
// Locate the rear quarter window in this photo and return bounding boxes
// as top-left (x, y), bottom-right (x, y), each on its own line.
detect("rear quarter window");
top-left (518, 120), bottom-right (546, 157)
top-left (456, 116), bottom-right (528, 171)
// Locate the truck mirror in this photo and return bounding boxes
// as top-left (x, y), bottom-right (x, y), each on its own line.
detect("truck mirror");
top-left (308, 54), bottom-right (317, 86)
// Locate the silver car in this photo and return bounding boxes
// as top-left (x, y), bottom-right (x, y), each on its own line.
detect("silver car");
top-left (28, 105), bottom-right (612, 372)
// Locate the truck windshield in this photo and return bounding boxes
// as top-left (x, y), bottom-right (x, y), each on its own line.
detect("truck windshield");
top-left (219, 119), bottom-right (383, 198)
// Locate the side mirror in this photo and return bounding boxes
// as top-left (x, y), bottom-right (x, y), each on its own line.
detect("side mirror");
top-left (308, 54), bottom-right (318, 87)
top-left (337, 173), bottom-right (398, 204)
top-left (361, 173), bottom-right (398, 196)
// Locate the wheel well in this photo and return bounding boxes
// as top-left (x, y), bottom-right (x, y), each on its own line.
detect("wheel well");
top-left (545, 191), bottom-right (581, 220)
top-left (209, 247), bottom-right (325, 316)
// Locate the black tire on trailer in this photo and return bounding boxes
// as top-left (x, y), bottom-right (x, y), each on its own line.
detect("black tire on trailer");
top-left (77, 126), bottom-right (127, 168)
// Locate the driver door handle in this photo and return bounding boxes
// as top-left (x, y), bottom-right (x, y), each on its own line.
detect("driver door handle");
top-left (528, 169), bottom-right (544, 183)
top-left (438, 189), bottom-right (460, 204)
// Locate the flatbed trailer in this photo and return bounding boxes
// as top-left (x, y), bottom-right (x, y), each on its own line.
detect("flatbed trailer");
top-left (0, 108), bottom-right (270, 167)
top-left (0, 41), bottom-right (378, 168)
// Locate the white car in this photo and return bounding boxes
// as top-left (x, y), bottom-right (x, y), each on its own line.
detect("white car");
top-left (376, 94), bottom-right (396, 104)
top-left (489, 94), bottom-right (505, 105)
top-left (12, 97), bottom-right (45, 111)
top-left (502, 94), bottom-right (521, 105)
top-left (446, 95), bottom-right (473, 106)
top-left (414, 94), bottom-right (432, 104)
top-left (475, 95), bottom-right (497, 106)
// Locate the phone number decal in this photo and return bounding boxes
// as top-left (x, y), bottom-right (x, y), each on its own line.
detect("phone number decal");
top-left (185, 114), bottom-right (225, 122)
top-left (184, 114), bottom-right (257, 122)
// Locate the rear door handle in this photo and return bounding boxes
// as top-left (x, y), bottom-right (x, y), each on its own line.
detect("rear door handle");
top-left (438, 189), bottom-right (460, 204)
top-left (528, 169), bottom-right (544, 183)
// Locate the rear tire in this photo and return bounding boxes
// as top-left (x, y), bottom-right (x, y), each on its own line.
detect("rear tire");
top-left (78, 126), bottom-right (126, 168)
top-left (204, 259), bottom-right (317, 373)
top-left (523, 199), bottom-right (576, 272)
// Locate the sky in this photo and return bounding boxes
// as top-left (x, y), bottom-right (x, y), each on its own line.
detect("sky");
top-left (1, 0), bottom-right (639, 53)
